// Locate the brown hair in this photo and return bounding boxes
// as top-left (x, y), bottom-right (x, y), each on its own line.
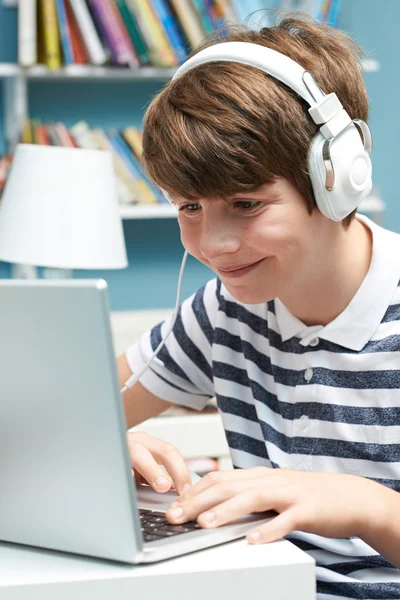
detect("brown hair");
top-left (142, 13), bottom-right (369, 226)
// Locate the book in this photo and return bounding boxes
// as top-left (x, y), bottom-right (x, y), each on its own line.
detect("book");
top-left (191, 0), bottom-right (215, 34)
top-left (168, 0), bottom-right (206, 49)
top-left (55, 0), bottom-right (74, 65)
top-left (54, 121), bottom-right (77, 147)
top-left (325, 0), bottom-right (342, 26)
top-left (149, 0), bottom-right (189, 63)
top-left (122, 127), bottom-right (168, 204)
top-left (214, 0), bottom-right (240, 25)
top-left (203, 0), bottom-right (227, 34)
top-left (39, 0), bottom-right (62, 69)
top-left (114, 0), bottom-right (150, 65)
top-left (68, 0), bottom-right (108, 65)
top-left (21, 119), bottom-right (33, 144)
top-left (126, 0), bottom-right (178, 67)
top-left (65, 0), bottom-right (88, 63)
top-left (107, 130), bottom-right (159, 204)
top-left (91, 128), bottom-right (138, 204)
top-left (88, 0), bottom-right (139, 67)
top-left (18, 0), bottom-right (37, 67)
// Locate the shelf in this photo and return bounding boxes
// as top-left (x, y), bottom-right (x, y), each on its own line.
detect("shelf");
top-left (0, 57), bottom-right (379, 81)
top-left (22, 64), bottom-right (177, 81)
top-left (0, 63), bottom-right (19, 78)
top-left (120, 204), bottom-right (176, 219)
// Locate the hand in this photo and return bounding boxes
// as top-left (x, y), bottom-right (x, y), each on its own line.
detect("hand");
top-left (165, 467), bottom-right (383, 544)
top-left (127, 431), bottom-right (192, 495)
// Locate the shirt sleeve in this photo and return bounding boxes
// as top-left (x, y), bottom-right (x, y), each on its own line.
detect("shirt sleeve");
top-left (125, 278), bottom-right (220, 411)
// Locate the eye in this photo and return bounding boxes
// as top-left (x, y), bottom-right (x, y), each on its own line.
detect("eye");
top-left (234, 200), bottom-right (262, 212)
top-left (178, 203), bottom-right (201, 214)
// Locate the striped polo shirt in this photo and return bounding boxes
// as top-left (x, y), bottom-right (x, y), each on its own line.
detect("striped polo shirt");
top-left (127, 214), bottom-right (400, 599)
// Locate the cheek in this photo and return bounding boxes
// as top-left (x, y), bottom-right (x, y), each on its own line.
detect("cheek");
top-left (179, 223), bottom-right (201, 256)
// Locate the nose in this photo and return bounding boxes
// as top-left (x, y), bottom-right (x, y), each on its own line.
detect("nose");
top-left (199, 219), bottom-right (241, 261)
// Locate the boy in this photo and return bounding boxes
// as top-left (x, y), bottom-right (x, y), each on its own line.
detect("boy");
top-left (118, 14), bottom-right (400, 598)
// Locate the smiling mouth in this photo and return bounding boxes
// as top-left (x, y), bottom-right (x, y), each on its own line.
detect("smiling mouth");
top-left (217, 258), bottom-right (267, 278)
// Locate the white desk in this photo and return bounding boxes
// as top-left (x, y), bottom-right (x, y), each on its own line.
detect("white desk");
top-left (0, 537), bottom-right (315, 600)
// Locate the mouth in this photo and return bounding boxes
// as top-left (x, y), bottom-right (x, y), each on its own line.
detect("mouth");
top-left (217, 258), bottom-right (267, 278)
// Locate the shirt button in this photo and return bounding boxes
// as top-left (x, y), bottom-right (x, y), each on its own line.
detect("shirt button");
top-left (299, 415), bottom-right (309, 428)
top-left (304, 368), bottom-right (313, 382)
top-left (309, 338), bottom-right (319, 347)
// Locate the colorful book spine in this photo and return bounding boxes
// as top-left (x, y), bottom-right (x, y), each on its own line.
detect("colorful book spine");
top-left (54, 122), bottom-right (77, 147)
top-left (326, 0), bottom-right (342, 26)
top-left (126, 0), bottom-right (178, 67)
top-left (21, 119), bottom-right (33, 144)
top-left (122, 127), bottom-right (168, 204)
top-left (114, 0), bottom-right (150, 65)
top-left (18, 0), bottom-right (37, 67)
top-left (55, 0), bottom-right (74, 65)
top-left (214, 0), bottom-right (240, 25)
top-left (107, 130), bottom-right (158, 204)
top-left (68, 0), bottom-right (108, 65)
top-left (203, 0), bottom-right (227, 34)
top-left (65, 0), bottom-right (87, 63)
top-left (191, 0), bottom-right (215, 34)
top-left (169, 0), bottom-right (206, 49)
top-left (40, 0), bottom-right (62, 69)
top-left (88, 0), bottom-right (139, 67)
top-left (149, 0), bottom-right (189, 63)
top-left (91, 128), bottom-right (138, 204)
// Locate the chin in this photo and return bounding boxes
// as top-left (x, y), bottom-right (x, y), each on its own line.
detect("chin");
top-left (223, 284), bottom-right (276, 305)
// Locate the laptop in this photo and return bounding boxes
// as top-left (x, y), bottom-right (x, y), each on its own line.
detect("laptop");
top-left (0, 279), bottom-right (274, 564)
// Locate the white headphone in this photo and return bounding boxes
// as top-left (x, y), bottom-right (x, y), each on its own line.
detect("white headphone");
top-left (171, 42), bottom-right (372, 222)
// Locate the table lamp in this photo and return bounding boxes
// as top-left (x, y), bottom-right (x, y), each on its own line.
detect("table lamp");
top-left (0, 143), bottom-right (128, 278)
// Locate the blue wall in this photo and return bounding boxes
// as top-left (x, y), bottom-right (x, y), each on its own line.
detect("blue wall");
top-left (0, 1), bottom-right (399, 309)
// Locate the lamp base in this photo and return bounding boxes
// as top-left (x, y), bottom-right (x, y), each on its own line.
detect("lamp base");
top-left (42, 267), bottom-right (73, 279)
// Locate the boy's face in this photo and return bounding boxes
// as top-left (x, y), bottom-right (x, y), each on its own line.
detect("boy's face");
top-left (174, 177), bottom-right (330, 305)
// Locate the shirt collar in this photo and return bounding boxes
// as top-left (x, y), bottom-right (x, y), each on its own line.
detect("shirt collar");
top-left (275, 215), bottom-right (400, 351)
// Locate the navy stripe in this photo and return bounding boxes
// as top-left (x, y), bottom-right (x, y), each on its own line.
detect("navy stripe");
top-left (317, 581), bottom-right (400, 599)
top-left (258, 419), bottom-right (400, 462)
top-left (382, 303), bottom-right (400, 323)
top-left (172, 311), bottom-right (213, 381)
top-left (150, 323), bottom-right (191, 383)
top-left (225, 429), bottom-right (270, 461)
top-left (150, 367), bottom-right (210, 397)
top-left (328, 557), bottom-right (396, 576)
top-left (216, 395), bottom-right (260, 423)
top-left (268, 323), bottom-right (400, 355)
top-left (219, 295), bottom-right (270, 338)
top-left (151, 313), bottom-right (213, 383)
top-left (192, 284), bottom-right (215, 345)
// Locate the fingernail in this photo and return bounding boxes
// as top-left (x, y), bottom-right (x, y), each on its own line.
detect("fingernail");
top-left (168, 507), bottom-right (183, 519)
top-left (248, 531), bottom-right (261, 543)
top-left (155, 475), bottom-right (169, 487)
top-left (201, 511), bottom-right (215, 523)
top-left (181, 484), bottom-right (192, 493)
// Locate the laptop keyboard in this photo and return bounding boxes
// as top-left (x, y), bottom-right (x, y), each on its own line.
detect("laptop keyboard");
top-left (139, 508), bottom-right (201, 543)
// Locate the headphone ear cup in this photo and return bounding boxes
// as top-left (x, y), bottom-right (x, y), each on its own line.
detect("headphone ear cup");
top-left (308, 125), bottom-right (372, 222)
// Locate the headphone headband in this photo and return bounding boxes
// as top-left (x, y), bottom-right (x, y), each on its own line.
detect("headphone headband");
top-left (170, 41), bottom-right (372, 221)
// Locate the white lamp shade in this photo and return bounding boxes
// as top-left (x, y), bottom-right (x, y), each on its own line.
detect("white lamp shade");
top-left (0, 144), bottom-right (128, 269)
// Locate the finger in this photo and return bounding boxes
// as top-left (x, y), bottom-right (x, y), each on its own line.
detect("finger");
top-left (247, 508), bottom-right (299, 545)
top-left (195, 486), bottom-right (293, 529)
top-left (127, 440), bottom-right (173, 493)
top-left (166, 479), bottom-right (256, 523)
top-left (140, 434), bottom-right (193, 495)
top-left (177, 466), bottom-right (270, 503)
